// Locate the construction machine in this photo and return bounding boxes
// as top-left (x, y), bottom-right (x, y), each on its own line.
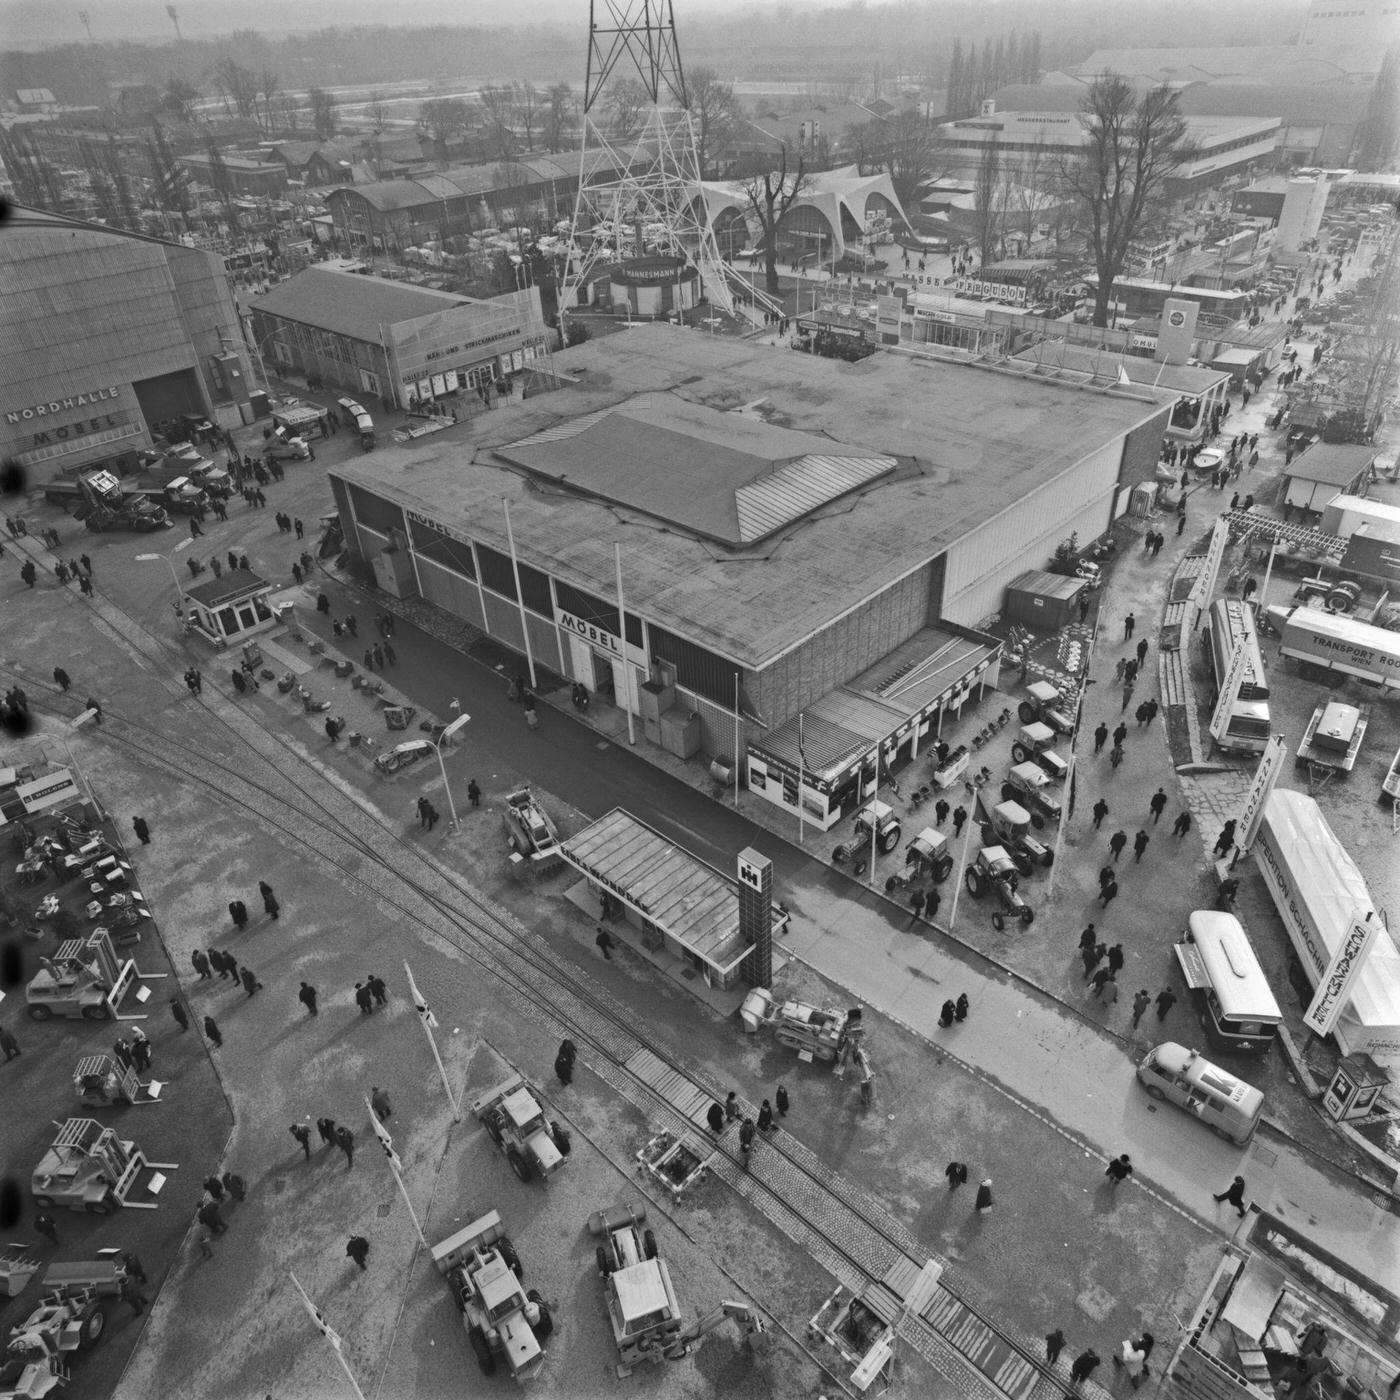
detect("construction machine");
top-left (739, 989), bottom-right (864, 1065)
top-left (41, 470), bottom-right (169, 533)
top-left (471, 1073), bottom-right (568, 1183)
top-left (31, 1119), bottom-right (160, 1214)
top-left (430, 1210), bottom-right (549, 1381)
top-left (502, 789), bottom-right (563, 873)
top-left (25, 933), bottom-right (135, 1022)
top-left (0, 1258), bottom-right (132, 1400)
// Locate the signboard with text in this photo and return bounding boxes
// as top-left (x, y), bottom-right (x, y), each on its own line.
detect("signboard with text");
top-left (1303, 912), bottom-right (1379, 1037)
top-left (1236, 734), bottom-right (1287, 851)
top-left (1208, 637), bottom-right (1249, 745)
top-left (1191, 518), bottom-right (1230, 626)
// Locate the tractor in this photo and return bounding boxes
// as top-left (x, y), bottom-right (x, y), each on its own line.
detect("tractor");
top-left (471, 1073), bottom-right (568, 1183)
top-left (848, 800), bottom-right (902, 856)
top-left (1009, 722), bottom-right (1068, 781)
top-left (1001, 763), bottom-right (1064, 827)
top-left (978, 800), bottom-right (1054, 874)
top-left (1017, 680), bottom-right (1075, 736)
top-left (963, 846), bottom-right (1035, 928)
top-left (430, 1209), bottom-right (549, 1382)
top-left (902, 827), bottom-right (954, 883)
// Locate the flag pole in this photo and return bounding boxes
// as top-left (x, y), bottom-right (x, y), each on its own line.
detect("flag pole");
top-left (404, 961), bottom-right (460, 1121)
top-left (365, 1095), bottom-right (428, 1247)
top-left (797, 712), bottom-right (806, 845)
top-left (288, 1271), bottom-right (368, 1400)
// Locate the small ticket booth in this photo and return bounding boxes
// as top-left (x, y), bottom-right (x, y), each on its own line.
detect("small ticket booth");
top-left (183, 569), bottom-right (277, 648)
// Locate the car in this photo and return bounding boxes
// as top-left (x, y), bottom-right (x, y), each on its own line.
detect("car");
top-left (266, 435), bottom-right (312, 462)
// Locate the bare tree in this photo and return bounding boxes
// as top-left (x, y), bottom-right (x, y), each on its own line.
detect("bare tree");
top-left (309, 87), bottom-right (337, 141)
top-left (884, 110), bottom-right (941, 211)
top-left (973, 135), bottom-right (1003, 272)
top-left (543, 83), bottom-right (574, 150)
top-left (419, 97), bottom-right (471, 144)
top-left (258, 67), bottom-right (281, 134)
top-left (366, 92), bottom-right (389, 134)
top-left (608, 78), bottom-right (649, 138)
top-left (479, 85), bottom-right (517, 160)
top-left (845, 118), bottom-right (888, 177)
top-left (160, 76), bottom-right (200, 125)
top-left (687, 66), bottom-right (741, 179)
top-left (513, 83), bottom-right (542, 152)
top-left (208, 57), bottom-right (259, 121)
top-left (739, 144), bottom-right (810, 294)
top-left (1059, 74), bottom-right (1193, 327)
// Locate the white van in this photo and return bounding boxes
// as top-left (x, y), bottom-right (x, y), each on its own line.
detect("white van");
top-left (1137, 1042), bottom-right (1264, 1145)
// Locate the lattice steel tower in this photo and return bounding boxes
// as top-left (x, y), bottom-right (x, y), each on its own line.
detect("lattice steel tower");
top-left (562, 0), bottom-right (735, 317)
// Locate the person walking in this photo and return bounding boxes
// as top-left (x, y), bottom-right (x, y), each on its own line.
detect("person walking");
top-left (1133, 829), bottom-right (1150, 863)
top-left (1106, 944), bottom-right (1124, 975)
top-left (554, 1048), bottom-right (574, 1085)
top-left (974, 1178), bottom-right (994, 1214)
top-left (368, 974), bottom-right (388, 1007)
top-left (1123, 613), bottom-right (1135, 640)
top-left (776, 1084), bottom-right (790, 1117)
top-left (1100, 878), bottom-right (1120, 909)
top-left (1135, 637), bottom-right (1148, 667)
top-left (952, 806), bottom-right (967, 838)
top-left (1094, 721), bottom-right (1108, 754)
top-left (346, 1236), bottom-right (370, 1271)
top-left (1149, 789), bottom-right (1167, 823)
top-left (707, 1100), bottom-right (726, 1134)
top-left (1112, 721), bottom-right (1128, 750)
top-left (197, 1200), bottom-right (226, 1236)
top-left (1109, 830), bottom-right (1127, 862)
top-left (202, 1015), bottom-right (222, 1048)
top-left (1172, 810), bottom-right (1192, 837)
top-left (1213, 820), bottom-right (1237, 856)
top-left (221, 951), bottom-right (240, 985)
top-left (290, 1123), bottom-right (312, 1159)
top-left (84, 697), bottom-right (102, 724)
top-left (1099, 977), bottom-right (1119, 1009)
top-left (229, 899), bottom-right (248, 930)
top-left (240, 965), bottom-right (262, 997)
top-left (335, 1125), bottom-right (355, 1169)
top-left (1214, 1174), bottom-right (1248, 1217)
top-left (724, 1091), bottom-right (739, 1122)
top-left (371, 1087), bottom-right (392, 1121)
top-left (908, 888), bottom-right (925, 924)
top-left (424, 802), bottom-right (439, 831)
top-left (939, 999), bottom-right (957, 1028)
top-left (1, 1024), bottom-right (22, 1060)
top-left (222, 1172), bottom-right (246, 1203)
top-left (1155, 988), bottom-right (1177, 1021)
top-left (34, 1213), bottom-right (59, 1245)
top-left (954, 992), bottom-right (969, 1022)
top-left (354, 982), bottom-right (374, 1014)
top-left (298, 982), bottom-right (318, 1017)
top-left (945, 1161), bottom-right (968, 1189)
top-left (935, 797), bottom-right (950, 825)
top-left (1091, 797), bottom-right (1109, 829)
top-left (260, 880), bottom-right (280, 920)
top-left (132, 816), bottom-right (151, 845)
top-left (1131, 989), bottom-right (1151, 1028)
top-left (1046, 1329), bottom-right (1067, 1365)
top-left (1078, 923), bottom-right (1098, 956)
top-left (191, 949), bottom-right (212, 980)
top-left (169, 996), bottom-right (189, 1033)
top-left (1090, 966), bottom-right (1114, 998)
top-left (316, 1117), bottom-right (337, 1148)
top-left (757, 1099), bottom-right (775, 1134)
top-left (1070, 1350), bottom-right (1101, 1386)
top-left (467, 779), bottom-right (482, 808)
top-left (1104, 1153), bottom-right (1133, 1186)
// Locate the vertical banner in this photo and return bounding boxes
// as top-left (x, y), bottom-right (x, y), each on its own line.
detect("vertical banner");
top-left (1208, 637), bottom-right (1248, 746)
top-left (1191, 518), bottom-right (1231, 630)
top-left (1236, 734), bottom-right (1288, 851)
top-left (1303, 912), bottom-right (1380, 1037)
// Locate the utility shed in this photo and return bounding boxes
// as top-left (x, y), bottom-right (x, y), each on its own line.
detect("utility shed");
top-left (1003, 570), bottom-right (1085, 630)
top-left (1283, 443), bottom-right (1377, 512)
top-left (560, 809), bottom-right (754, 989)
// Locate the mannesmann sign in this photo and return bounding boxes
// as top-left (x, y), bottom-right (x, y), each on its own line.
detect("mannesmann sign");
top-left (7, 387), bottom-right (120, 423)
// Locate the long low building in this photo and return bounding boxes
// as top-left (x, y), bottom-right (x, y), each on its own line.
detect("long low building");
top-left (330, 325), bottom-right (1169, 829)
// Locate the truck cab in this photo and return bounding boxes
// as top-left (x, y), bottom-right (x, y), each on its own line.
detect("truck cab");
top-left (157, 477), bottom-right (208, 514)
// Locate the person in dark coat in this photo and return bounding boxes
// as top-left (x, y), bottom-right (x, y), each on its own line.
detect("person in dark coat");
top-left (1149, 789), bottom-right (1167, 823)
top-left (554, 1050), bottom-right (574, 1085)
top-left (368, 974), bottom-right (387, 1006)
top-left (1133, 830), bottom-right (1150, 863)
top-left (222, 1172), bottom-right (246, 1202)
top-left (1091, 797), bottom-right (1109, 829)
top-left (1155, 988), bottom-right (1176, 1020)
top-left (260, 881), bottom-right (279, 919)
top-left (1105, 1153), bottom-right (1133, 1185)
top-left (725, 1091), bottom-right (739, 1121)
top-left (945, 1161), bottom-right (968, 1189)
top-left (347, 1236), bottom-right (370, 1270)
top-left (952, 806), bottom-right (967, 837)
top-left (939, 999), bottom-right (956, 1028)
top-left (299, 982), bottom-right (318, 1016)
top-left (1046, 1329), bottom-right (1067, 1364)
top-left (317, 1117), bottom-right (336, 1147)
top-left (467, 779), bottom-right (482, 807)
top-left (203, 1174), bottom-right (225, 1202)
top-left (229, 900), bottom-right (248, 930)
top-left (1172, 811), bottom-right (1192, 837)
top-left (335, 1125), bottom-right (355, 1168)
top-left (240, 966), bottom-right (262, 997)
top-left (169, 996), bottom-right (189, 1032)
top-left (757, 1099), bottom-right (774, 1133)
top-left (1071, 1349), bottom-right (1101, 1385)
top-left (776, 1084), bottom-right (790, 1116)
top-left (706, 1101), bottom-right (725, 1134)
top-left (1109, 830), bottom-right (1128, 862)
top-left (954, 993), bottom-right (969, 1022)
top-left (197, 1200), bottom-right (226, 1235)
top-left (1107, 943), bottom-right (1124, 974)
top-left (221, 951), bottom-right (240, 983)
top-left (1213, 1174), bottom-right (1248, 1216)
top-left (1213, 820), bottom-right (1237, 856)
top-left (354, 982), bottom-right (373, 1014)
top-left (203, 1015), bottom-right (223, 1048)
top-left (191, 949), bottom-right (212, 980)
top-left (974, 1178), bottom-right (994, 1213)
top-left (53, 666), bottom-right (71, 691)
top-left (908, 888), bottom-right (925, 924)
top-left (132, 816), bottom-right (151, 845)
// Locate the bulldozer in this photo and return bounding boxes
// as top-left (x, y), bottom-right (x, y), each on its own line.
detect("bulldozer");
top-left (0, 1257), bottom-right (132, 1400)
top-left (739, 988), bottom-right (864, 1065)
top-left (25, 932), bottom-right (133, 1022)
top-left (471, 1073), bottom-right (568, 1183)
top-left (502, 789), bottom-right (563, 874)
top-left (589, 1203), bottom-right (765, 1377)
top-left (430, 1209), bottom-right (549, 1382)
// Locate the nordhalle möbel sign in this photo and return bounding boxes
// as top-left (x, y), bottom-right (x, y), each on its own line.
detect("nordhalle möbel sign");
top-left (7, 386), bottom-right (120, 423)
top-left (6, 387), bottom-right (123, 448)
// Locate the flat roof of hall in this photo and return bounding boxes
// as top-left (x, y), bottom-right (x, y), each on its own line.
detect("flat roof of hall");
top-left (331, 324), bottom-right (1163, 669)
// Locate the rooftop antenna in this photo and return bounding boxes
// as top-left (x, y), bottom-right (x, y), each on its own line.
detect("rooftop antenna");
top-left (562, 0), bottom-right (735, 323)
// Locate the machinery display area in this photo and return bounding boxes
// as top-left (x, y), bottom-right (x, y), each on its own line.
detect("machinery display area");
top-left (26, 933), bottom-right (139, 1023)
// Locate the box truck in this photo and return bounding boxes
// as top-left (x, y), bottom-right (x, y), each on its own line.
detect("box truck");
top-left (1252, 789), bottom-right (1400, 1065)
top-left (1268, 606), bottom-right (1400, 690)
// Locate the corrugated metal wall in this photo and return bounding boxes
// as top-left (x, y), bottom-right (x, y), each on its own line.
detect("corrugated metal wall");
top-left (940, 439), bottom-right (1123, 627)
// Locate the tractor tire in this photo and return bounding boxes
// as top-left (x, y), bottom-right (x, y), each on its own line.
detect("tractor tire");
top-left (484, 1115), bottom-right (503, 1147)
top-left (933, 856), bottom-right (954, 883)
top-left (1030, 812), bottom-right (1046, 830)
top-left (78, 1303), bottom-right (108, 1348)
top-left (1001, 783), bottom-right (1016, 802)
top-left (86, 1193), bottom-right (115, 1214)
top-left (1010, 850), bottom-right (1033, 878)
top-left (26, 1004), bottom-right (54, 1021)
top-left (381, 754), bottom-right (401, 773)
top-left (596, 1244), bottom-right (613, 1278)
top-left (644, 1228), bottom-right (658, 1260)
top-left (468, 1324), bottom-right (498, 1375)
top-left (877, 825), bottom-right (901, 855)
top-left (1011, 742), bottom-right (1031, 764)
top-left (507, 1149), bottom-right (532, 1182)
top-left (1019, 906), bottom-right (1035, 926)
top-left (884, 875), bottom-right (902, 893)
top-left (499, 1237), bottom-right (523, 1278)
top-left (1041, 849), bottom-right (1055, 868)
top-left (851, 859), bottom-right (868, 878)
top-left (81, 1004), bottom-right (112, 1020)
top-left (33, 1194), bottom-right (55, 1210)
top-left (1018, 700), bottom-right (1037, 724)
top-left (832, 844), bottom-right (849, 864)
top-left (550, 1121), bottom-right (572, 1156)
top-left (965, 866), bottom-right (987, 898)
top-left (992, 912), bottom-right (1006, 931)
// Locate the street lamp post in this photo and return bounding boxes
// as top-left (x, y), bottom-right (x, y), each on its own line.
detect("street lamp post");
top-left (136, 537), bottom-right (195, 604)
top-left (393, 712), bottom-right (471, 828)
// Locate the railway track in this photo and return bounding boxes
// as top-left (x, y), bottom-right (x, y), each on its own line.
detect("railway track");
top-left (12, 587), bottom-right (1092, 1400)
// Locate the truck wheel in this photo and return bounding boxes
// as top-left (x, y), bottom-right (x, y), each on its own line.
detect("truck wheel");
top-left (33, 1194), bottom-right (55, 1210)
top-left (1325, 590), bottom-right (1353, 613)
top-left (1029, 812), bottom-right (1046, 831)
top-left (1018, 701), bottom-right (1037, 724)
top-left (851, 859), bottom-right (867, 878)
top-left (644, 1228), bottom-right (658, 1260)
top-left (934, 856), bottom-right (953, 883)
top-left (1019, 907), bottom-right (1035, 926)
top-left (468, 1324), bottom-right (498, 1375)
top-left (965, 867), bottom-right (986, 898)
top-left (877, 825), bottom-right (901, 855)
top-left (992, 912), bottom-right (1006, 931)
top-left (26, 1004), bottom-right (54, 1021)
top-left (81, 1004), bottom-right (112, 1020)
top-left (79, 1303), bottom-right (108, 1347)
top-left (1011, 742), bottom-right (1031, 764)
top-left (596, 1244), bottom-right (613, 1277)
top-left (507, 1148), bottom-right (532, 1182)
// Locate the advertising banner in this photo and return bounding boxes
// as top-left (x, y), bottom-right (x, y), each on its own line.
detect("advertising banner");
top-left (1236, 734), bottom-right (1288, 851)
top-left (1208, 637), bottom-right (1249, 745)
top-left (1304, 912), bottom-right (1379, 1037)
